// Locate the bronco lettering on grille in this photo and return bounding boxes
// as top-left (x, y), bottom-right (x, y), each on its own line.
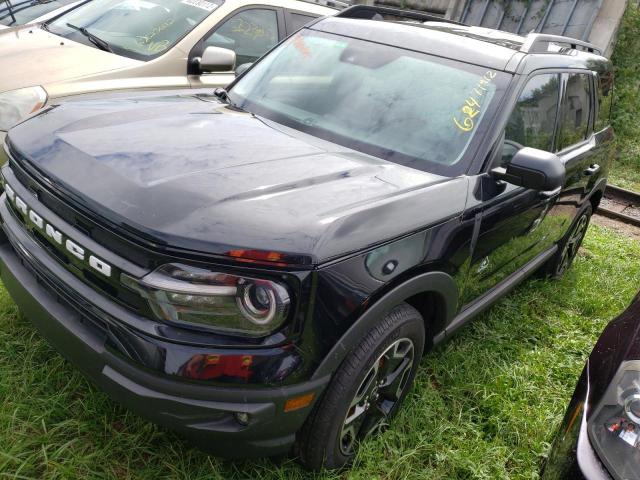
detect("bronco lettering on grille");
top-left (4, 183), bottom-right (112, 278)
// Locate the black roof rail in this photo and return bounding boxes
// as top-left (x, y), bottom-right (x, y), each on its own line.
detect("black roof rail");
top-left (520, 33), bottom-right (602, 55)
top-left (297, 0), bottom-right (351, 9)
top-left (336, 4), bottom-right (464, 25)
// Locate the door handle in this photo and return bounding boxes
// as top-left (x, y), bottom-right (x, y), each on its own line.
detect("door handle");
top-left (584, 164), bottom-right (601, 176)
top-left (539, 186), bottom-right (562, 199)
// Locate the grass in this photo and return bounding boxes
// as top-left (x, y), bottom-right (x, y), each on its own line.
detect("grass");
top-left (0, 224), bottom-right (639, 479)
top-left (609, 3), bottom-right (640, 192)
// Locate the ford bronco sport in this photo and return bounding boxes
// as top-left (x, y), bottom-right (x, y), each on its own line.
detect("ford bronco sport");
top-left (0, 5), bottom-right (615, 470)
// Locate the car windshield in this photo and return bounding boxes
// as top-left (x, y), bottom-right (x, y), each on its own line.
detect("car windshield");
top-left (0, 0), bottom-right (78, 26)
top-left (229, 29), bottom-right (509, 176)
top-left (46, 0), bottom-right (223, 60)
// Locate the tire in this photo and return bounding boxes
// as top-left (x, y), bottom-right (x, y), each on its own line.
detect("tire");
top-left (544, 203), bottom-right (593, 279)
top-left (297, 303), bottom-right (425, 471)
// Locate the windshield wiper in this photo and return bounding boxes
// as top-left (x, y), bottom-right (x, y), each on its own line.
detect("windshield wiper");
top-left (66, 22), bottom-right (113, 53)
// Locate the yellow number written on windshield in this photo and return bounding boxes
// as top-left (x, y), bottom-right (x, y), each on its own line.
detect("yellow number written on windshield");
top-left (453, 70), bottom-right (496, 133)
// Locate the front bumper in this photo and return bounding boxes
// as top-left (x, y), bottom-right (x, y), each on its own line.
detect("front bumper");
top-left (0, 197), bottom-right (329, 457)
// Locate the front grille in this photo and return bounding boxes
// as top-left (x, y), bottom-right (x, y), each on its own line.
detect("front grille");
top-left (5, 224), bottom-right (111, 338)
top-left (2, 171), bottom-right (149, 317)
top-left (8, 154), bottom-right (153, 268)
top-left (4, 226), bottom-right (169, 371)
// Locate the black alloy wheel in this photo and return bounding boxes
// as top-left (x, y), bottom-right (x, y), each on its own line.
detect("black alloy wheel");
top-left (297, 303), bottom-right (425, 471)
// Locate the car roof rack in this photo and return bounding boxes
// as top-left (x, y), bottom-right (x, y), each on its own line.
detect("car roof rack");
top-left (298, 0), bottom-right (352, 10)
top-left (336, 4), bottom-right (464, 25)
top-left (520, 33), bottom-right (602, 55)
top-left (1, 0), bottom-right (17, 25)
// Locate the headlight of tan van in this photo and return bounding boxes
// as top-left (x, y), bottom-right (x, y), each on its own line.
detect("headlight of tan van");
top-left (0, 86), bottom-right (47, 131)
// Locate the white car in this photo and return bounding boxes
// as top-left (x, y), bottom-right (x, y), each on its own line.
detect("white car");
top-left (0, 0), bottom-right (83, 29)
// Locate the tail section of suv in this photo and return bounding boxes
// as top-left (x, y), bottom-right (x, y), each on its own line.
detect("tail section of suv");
top-left (0, 5), bottom-right (615, 470)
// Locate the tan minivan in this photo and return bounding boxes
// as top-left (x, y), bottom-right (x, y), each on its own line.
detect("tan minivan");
top-left (0, 0), bottom-right (338, 142)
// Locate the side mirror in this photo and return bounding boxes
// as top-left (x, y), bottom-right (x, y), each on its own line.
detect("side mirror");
top-left (235, 62), bottom-right (252, 77)
top-left (198, 46), bottom-right (236, 73)
top-left (492, 147), bottom-right (565, 191)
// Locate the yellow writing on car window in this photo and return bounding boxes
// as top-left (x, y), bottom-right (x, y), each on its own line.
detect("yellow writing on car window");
top-left (453, 70), bottom-right (496, 133)
top-left (231, 18), bottom-right (270, 39)
top-left (147, 40), bottom-right (170, 53)
top-left (136, 18), bottom-right (175, 53)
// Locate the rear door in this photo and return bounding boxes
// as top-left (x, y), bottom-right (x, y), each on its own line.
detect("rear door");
top-left (555, 71), bottom-right (602, 217)
top-left (589, 65), bottom-right (616, 188)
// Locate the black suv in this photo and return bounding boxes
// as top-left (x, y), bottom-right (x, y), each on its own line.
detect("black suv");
top-left (0, 5), bottom-right (615, 470)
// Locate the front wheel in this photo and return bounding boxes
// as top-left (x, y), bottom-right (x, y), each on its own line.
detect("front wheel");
top-left (545, 204), bottom-right (592, 278)
top-left (297, 303), bottom-right (425, 471)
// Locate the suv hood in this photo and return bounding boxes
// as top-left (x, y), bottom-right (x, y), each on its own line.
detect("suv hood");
top-left (7, 92), bottom-right (469, 264)
top-left (0, 26), bottom-right (137, 93)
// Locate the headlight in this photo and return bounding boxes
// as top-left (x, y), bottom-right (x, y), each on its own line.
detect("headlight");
top-left (121, 263), bottom-right (291, 336)
top-left (589, 360), bottom-right (640, 479)
top-left (0, 86), bottom-right (47, 131)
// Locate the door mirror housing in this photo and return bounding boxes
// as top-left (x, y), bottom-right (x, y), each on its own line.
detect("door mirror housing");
top-left (492, 147), bottom-right (565, 191)
top-left (235, 62), bottom-right (252, 77)
top-left (198, 46), bottom-right (236, 73)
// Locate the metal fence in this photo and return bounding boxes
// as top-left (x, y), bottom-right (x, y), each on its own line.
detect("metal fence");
top-left (457, 0), bottom-right (605, 41)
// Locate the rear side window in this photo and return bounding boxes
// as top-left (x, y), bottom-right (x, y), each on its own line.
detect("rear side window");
top-left (504, 74), bottom-right (560, 161)
top-left (557, 73), bottom-right (592, 150)
top-left (596, 70), bottom-right (614, 131)
top-left (287, 12), bottom-right (316, 32)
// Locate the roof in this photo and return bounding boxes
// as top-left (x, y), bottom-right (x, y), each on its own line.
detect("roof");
top-left (311, 15), bottom-right (610, 74)
top-left (311, 17), bottom-right (523, 72)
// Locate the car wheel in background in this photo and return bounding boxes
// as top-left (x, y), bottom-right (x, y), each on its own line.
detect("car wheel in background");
top-left (546, 203), bottom-right (593, 279)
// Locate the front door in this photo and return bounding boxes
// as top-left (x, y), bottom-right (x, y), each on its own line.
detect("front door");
top-left (461, 72), bottom-right (568, 305)
top-left (188, 7), bottom-right (284, 89)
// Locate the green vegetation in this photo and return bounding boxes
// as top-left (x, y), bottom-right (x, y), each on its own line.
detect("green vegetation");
top-left (1, 225), bottom-right (639, 479)
top-left (609, 3), bottom-right (640, 192)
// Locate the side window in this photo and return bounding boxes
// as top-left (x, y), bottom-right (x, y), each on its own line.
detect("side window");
top-left (595, 70), bottom-right (613, 132)
top-left (202, 9), bottom-right (279, 66)
top-left (557, 73), bottom-right (591, 150)
top-left (286, 12), bottom-right (316, 33)
top-left (502, 73), bottom-right (560, 164)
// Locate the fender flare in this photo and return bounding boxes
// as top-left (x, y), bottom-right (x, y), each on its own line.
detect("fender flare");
top-left (311, 271), bottom-right (458, 380)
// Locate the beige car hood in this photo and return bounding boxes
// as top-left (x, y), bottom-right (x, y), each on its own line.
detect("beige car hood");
top-left (0, 26), bottom-right (139, 93)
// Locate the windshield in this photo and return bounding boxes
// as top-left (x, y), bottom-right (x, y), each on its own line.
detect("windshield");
top-left (229, 29), bottom-right (509, 176)
top-left (46, 0), bottom-right (223, 60)
top-left (0, 0), bottom-right (78, 26)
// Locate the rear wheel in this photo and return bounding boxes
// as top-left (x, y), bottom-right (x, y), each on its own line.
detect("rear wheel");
top-left (545, 204), bottom-right (592, 278)
top-left (297, 303), bottom-right (425, 471)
